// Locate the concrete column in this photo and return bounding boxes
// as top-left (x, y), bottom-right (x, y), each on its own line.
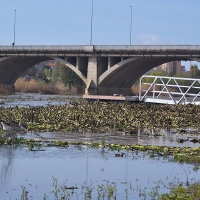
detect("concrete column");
top-left (87, 57), bottom-right (97, 85)
top-left (87, 57), bottom-right (98, 94)
top-left (108, 57), bottom-right (111, 69)
top-left (76, 57), bottom-right (80, 68)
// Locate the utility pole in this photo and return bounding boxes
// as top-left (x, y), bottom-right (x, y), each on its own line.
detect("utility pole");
top-left (13, 10), bottom-right (16, 47)
top-left (90, 0), bottom-right (93, 45)
top-left (130, 6), bottom-right (132, 45)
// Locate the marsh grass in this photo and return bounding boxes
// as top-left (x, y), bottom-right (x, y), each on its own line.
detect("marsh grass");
top-left (15, 78), bottom-right (39, 93)
top-left (17, 176), bottom-right (200, 200)
top-left (14, 78), bottom-right (83, 95)
top-left (0, 84), bottom-right (14, 95)
top-left (17, 177), bottom-right (117, 200)
top-left (157, 182), bottom-right (200, 200)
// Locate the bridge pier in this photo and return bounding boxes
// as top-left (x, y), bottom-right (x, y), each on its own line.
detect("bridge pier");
top-left (86, 56), bottom-right (98, 94)
top-left (79, 56), bottom-right (135, 96)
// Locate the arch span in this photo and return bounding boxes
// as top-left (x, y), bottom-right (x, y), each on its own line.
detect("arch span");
top-left (0, 56), bottom-right (88, 90)
top-left (0, 56), bottom-right (50, 85)
top-left (99, 56), bottom-right (200, 90)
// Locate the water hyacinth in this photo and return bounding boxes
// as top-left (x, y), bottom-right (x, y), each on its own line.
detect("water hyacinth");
top-left (0, 100), bottom-right (199, 133)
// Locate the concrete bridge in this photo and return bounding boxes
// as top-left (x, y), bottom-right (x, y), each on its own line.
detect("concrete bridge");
top-left (1, 45), bottom-right (200, 95)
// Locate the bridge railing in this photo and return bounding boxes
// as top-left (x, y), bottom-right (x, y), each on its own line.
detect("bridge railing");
top-left (139, 75), bottom-right (200, 105)
top-left (95, 45), bottom-right (200, 51)
top-left (1, 45), bottom-right (200, 51)
top-left (0, 45), bottom-right (94, 52)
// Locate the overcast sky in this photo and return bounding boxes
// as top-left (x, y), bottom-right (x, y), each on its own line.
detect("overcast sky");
top-left (1, 0), bottom-right (200, 70)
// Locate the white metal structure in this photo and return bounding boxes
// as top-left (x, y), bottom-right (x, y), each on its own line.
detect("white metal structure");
top-left (139, 75), bottom-right (200, 105)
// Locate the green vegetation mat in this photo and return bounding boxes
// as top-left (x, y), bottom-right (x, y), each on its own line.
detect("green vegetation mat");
top-left (0, 100), bottom-right (199, 132)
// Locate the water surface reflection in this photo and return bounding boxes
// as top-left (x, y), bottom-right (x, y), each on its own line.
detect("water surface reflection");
top-left (18, 129), bottom-right (200, 148)
top-left (0, 146), bottom-right (199, 199)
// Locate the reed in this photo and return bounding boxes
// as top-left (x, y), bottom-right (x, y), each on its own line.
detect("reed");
top-left (0, 84), bottom-right (14, 95)
top-left (14, 78), bottom-right (84, 95)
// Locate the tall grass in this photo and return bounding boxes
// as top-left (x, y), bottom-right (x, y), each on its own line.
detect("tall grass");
top-left (14, 78), bottom-right (84, 95)
top-left (0, 85), bottom-right (14, 95)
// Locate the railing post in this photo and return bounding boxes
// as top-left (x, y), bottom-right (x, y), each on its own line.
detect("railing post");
top-left (153, 83), bottom-right (155, 98)
top-left (139, 77), bottom-right (142, 101)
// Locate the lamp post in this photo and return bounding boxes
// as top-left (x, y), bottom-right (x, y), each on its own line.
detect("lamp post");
top-left (130, 6), bottom-right (132, 45)
top-left (13, 10), bottom-right (16, 47)
top-left (90, 0), bottom-right (93, 45)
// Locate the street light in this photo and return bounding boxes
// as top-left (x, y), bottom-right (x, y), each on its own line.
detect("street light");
top-left (13, 10), bottom-right (16, 47)
top-left (130, 6), bottom-right (132, 45)
top-left (90, 0), bottom-right (93, 45)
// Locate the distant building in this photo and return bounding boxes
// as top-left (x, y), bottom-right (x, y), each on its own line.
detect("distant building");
top-left (43, 60), bottom-right (57, 67)
top-left (181, 65), bottom-right (186, 74)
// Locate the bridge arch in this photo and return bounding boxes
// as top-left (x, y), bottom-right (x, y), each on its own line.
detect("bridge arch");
top-left (98, 56), bottom-right (200, 92)
top-left (0, 56), bottom-right (88, 90)
top-left (0, 56), bottom-right (50, 86)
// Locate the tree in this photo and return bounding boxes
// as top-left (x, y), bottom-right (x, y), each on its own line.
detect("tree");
top-left (36, 73), bottom-right (49, 83)
top-left (44, 68), bottom-right (52, 80)
top-left (59, 64), bottom-right (84, 90)
top-left (144, 70), bottom-right (168, 83)
top-left (189, 64), bottom-right (200, 78)
top-left (51, 69), bottom-right (60, 83)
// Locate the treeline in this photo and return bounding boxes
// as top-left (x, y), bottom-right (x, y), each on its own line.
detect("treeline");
top-left (147, 64), bottom-right (200, 79)
top-left (43, 63), bottom-right (84, 92)
top-left (20, 63), bottom-right (85, 94)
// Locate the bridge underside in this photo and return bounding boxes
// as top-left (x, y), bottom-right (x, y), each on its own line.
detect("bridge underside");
top-left (0, 56), bottom-right (50, 85)
top-left (0, 55), bottom-right (198, 95)
top-left (97, 56), bottom-right (193, 95)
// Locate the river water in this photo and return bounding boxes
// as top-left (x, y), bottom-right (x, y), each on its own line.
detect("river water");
top-left (0, 93), bottom-right (200, 199)
top-left (0, 145), bottom-right (199, 200)
top-left (0, 92), bottom-right (80, 108)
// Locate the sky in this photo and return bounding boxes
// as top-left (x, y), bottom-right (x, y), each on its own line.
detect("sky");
top-left (1, 0), bottom-right (200, 70)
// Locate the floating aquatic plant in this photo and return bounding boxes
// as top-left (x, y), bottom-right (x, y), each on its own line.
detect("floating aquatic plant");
top-left (0, 100), bottom-right (199, 133)
top-left (1, 135), bottom-right (200, 166)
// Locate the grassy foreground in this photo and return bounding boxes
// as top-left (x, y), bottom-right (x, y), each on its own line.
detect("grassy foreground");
top-left (19, 178), bottom-right (200, 200)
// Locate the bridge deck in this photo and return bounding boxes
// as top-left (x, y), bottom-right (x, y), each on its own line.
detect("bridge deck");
top-left (1, 45), bottom-right (200, 55)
